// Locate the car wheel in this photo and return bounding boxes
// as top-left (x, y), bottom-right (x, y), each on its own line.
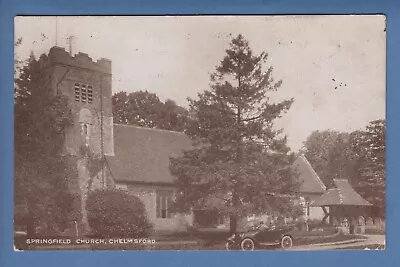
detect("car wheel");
top-left (240, 238), bottom-right (255, 251)
top-left (281, 235), bottom-right (293, 250)
top-left (225, 241), bottom-right (235, 251)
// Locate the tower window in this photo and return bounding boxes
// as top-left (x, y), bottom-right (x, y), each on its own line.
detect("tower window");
top-left (87, 86), bottom-right (93, 103)
top-left (81, 85), bottom-right (87, 103)
top-left (74, 83), bottom-right (80, 101)
top-left (74, 83), bottom-right (93, 104)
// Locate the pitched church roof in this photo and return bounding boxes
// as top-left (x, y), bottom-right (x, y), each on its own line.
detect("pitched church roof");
top-left (107, 126), bottom-right (328, 194)
top-left (105, 124), bottom-right (192, 185)
top-left (311, 179), bottom-right (371, 206)
top-left (292, 155), bottom-right (327, 194)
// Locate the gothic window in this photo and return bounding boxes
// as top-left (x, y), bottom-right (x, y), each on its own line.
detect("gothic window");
top-left (83, 124), bottom-right (88, 136)
top-left (74, 83), bottom-right (93, 104)
top-left (79, 108), bottom-right (93, 146)
top-left (218, 214), bottom-right (225, 225)
top-left (156, 190), bottom-right (173, 219)
top-left (305, 197), bottom-right (311, 217)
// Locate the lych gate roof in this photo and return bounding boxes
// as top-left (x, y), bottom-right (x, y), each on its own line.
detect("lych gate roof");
top-left (311, 179), bottom-right (371, 207)
top-left (292, 155), bottom-right (326, 194)
top-left (105, 124), bottom-right (192, 184)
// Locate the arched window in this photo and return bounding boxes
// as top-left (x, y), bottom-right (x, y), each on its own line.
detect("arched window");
top-left (83, 124), bottom-right (88, 136)
top-left (79, 108), bottom-right (93, 146)
top-left (305, 197), bottom-right (311, 217)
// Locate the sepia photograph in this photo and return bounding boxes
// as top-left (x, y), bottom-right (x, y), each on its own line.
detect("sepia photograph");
top-left (13, 15), bottom-right (386, 251)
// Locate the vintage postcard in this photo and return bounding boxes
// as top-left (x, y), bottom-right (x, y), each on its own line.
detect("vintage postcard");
top-left (14, 15), bottom-right (386, 251)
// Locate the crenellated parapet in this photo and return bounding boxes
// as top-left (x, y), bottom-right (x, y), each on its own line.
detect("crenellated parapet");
top-left (38, 46), bottom-right (111, 75)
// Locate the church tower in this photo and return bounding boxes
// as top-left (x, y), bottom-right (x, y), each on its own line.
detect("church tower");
top-left (38, 46), bottom-right (114, 157)
top-left (37, 47), bottom-right (114, 234)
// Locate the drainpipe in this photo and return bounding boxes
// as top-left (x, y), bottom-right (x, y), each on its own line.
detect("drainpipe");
top-left (99, 73), bottom-right (106, 188)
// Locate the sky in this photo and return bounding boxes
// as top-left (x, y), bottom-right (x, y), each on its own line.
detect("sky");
top-left (14, 15), bottom-right (386, 151)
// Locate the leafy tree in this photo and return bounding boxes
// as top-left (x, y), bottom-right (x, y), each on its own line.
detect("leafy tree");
top-left (351, 119), bottom-right (385, 212)
top-left (170, 34), bottom-right (299, 234)
top-left (302, 130), bottom-right (357, 188)
top-left (112, 90), bottom-right (189, 131)
top-left (14, 54), bottom-right (77, 235)
top-left (158, 99), bottom-right (189, 131)
top-left (302, 120), bottom-right (386, 217)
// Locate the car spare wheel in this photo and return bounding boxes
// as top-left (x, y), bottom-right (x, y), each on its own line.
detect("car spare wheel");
top-left (240, 238), bottom-right (255, 251)
top-left (281, 235), bottom-right (293, 249)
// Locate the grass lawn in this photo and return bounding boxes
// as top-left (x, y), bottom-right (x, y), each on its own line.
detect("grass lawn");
top-left (337, 244), bottom-right (385, 250)
top-left (151, 228), bottom-right (363, 250)
top-left (290, 229), bottom-right (337, 238)
top-left (294, 234), bottom-right (367, 246)
top-left (152, 228), bottom-right (363, 249)
top-left (364, 228), bottom-right (385, 235)
top-left (152, 228), bottom-right (230, 244)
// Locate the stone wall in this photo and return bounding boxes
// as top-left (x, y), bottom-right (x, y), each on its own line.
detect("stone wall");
top-left (116, 183), bottom-right (193, 232)
top-left (38, 46), bottom-right (114, 157)
top-left (37, 47), bottom-right (114, 236)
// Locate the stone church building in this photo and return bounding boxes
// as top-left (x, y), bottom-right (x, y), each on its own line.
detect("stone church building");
top-left (39, 46), bottom-right (193, 234)
top-left (38, 47), bottom-right (329, 235)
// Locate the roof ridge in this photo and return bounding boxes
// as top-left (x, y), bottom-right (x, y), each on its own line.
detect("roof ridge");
top-left (300, 154), bottom-right (327, 191)
top-left (334, 179), bottom-right (372, 206)
top-left (337, 185), bottom-right (344, 204)
top-left (114, 123), bottom-right (188, 136)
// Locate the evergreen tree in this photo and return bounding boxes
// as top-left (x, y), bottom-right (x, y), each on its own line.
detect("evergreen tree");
top-left (170, 35), bottom-right (300, 234)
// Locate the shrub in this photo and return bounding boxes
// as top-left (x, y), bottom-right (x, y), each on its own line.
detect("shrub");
top-left (87, 189), bottom-right (153, 238)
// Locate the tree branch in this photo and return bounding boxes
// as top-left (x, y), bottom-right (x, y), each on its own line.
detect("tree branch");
top-left (242, 114), bottom-right (262, 122)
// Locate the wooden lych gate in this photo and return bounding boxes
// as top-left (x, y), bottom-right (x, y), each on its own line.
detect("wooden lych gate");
top-left (311, 179), bottom-right (372, 234)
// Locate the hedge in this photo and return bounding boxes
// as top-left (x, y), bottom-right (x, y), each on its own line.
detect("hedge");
top-left (87, 189), bottom-right (152, 238)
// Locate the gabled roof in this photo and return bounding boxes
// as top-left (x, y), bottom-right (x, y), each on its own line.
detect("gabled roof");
top-left (105, 124), bottom-right (192, 184)
top-left (311, 179), bottom-right (371, 206)
top-left (292, 155), bottom-right (327, 194)
top-left (107, 126), bottom-right (328, 194)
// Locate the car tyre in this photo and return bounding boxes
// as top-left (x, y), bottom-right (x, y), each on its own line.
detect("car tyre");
top-left (281, 235), bottom-right (293, 250)
top-left (240, 238), bottom-right (255, 251)
top-left (225, 241), bottom-right (235, 251)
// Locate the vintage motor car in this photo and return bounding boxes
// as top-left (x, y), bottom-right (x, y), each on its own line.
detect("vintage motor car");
top-left (225, 224), bottom-right (295, 251)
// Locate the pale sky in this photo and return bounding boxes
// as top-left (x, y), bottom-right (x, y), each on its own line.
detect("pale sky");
top-left (14, 16), bottom-right (386, 151)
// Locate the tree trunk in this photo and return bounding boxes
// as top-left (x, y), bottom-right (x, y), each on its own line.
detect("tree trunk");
top-left (229, 215), bottom-right (238, 235)
top-left (229, 191), bottom-right (240, 234)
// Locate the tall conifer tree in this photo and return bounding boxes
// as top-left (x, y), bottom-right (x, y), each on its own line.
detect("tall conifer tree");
top-left (170, 35), bottom-right (300, 234)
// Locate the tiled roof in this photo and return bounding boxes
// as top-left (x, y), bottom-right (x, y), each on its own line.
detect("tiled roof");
top-left (292, 155), bottom-right (327, 194)
top-left (107, 126), bottom-right (328, 194)
top-left (310, 179), bottom-right (372, 206)
top-left (105, 124), bottom-right (192, 184)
